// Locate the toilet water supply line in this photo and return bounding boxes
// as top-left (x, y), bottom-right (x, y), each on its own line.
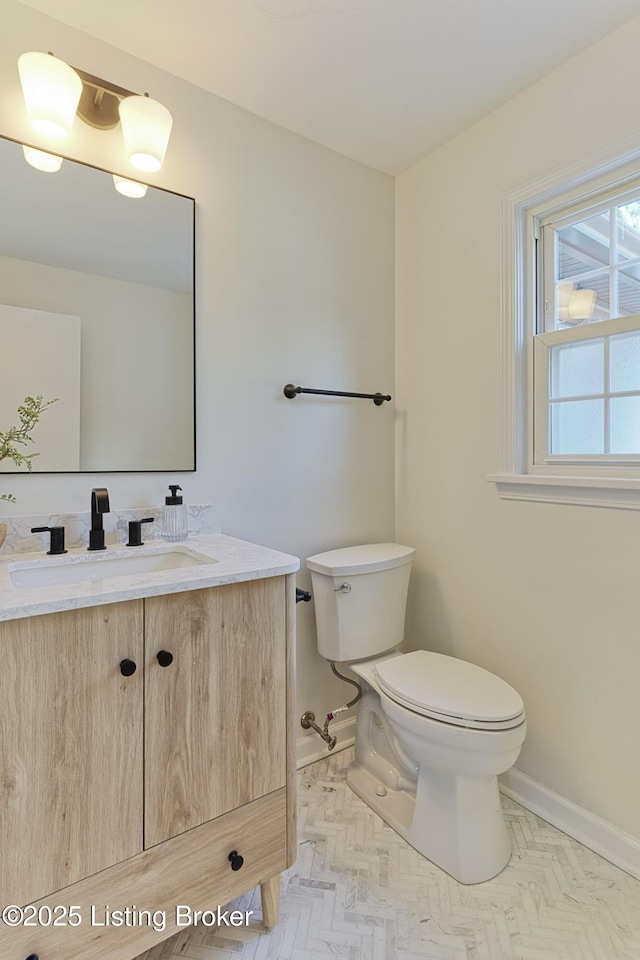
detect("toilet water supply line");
top-left (300, 662), bottom-right (362, 751)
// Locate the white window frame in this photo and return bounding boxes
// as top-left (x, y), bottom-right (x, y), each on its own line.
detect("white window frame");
top-left (489, 133), bottom-right (640, 510)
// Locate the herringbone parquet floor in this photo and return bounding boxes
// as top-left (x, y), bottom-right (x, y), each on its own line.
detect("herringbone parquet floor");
top-left (136, 748), bottom-right (640, 960)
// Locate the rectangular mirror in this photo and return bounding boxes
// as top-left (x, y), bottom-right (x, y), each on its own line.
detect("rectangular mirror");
top-left (0, 135), bottom-right (195, 473)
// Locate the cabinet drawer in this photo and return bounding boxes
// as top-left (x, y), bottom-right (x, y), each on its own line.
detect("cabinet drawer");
top-left (0, 788), bottom-right (287, 960)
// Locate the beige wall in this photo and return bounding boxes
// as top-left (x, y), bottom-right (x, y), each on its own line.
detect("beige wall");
top-left (0, 1), bottom-right (396, 733)
top-left (396, 15), bottom-right (640, 838)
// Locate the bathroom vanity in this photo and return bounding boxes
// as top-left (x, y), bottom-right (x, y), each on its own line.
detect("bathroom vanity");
top-left (0, 534), bottom-right (299, 960)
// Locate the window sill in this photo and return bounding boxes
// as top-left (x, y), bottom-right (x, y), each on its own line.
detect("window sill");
top-left (487, 474), bottom-right (640, 510)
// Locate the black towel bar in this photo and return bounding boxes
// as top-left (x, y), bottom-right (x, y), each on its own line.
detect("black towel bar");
top-left (283, 384), bottom-right (391, 405)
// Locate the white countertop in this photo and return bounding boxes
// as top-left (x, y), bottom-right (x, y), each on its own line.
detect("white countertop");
top-left (0, 534), bottom-right (300, 622)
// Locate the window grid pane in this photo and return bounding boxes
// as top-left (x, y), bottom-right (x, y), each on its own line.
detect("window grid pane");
top-left (550, 399), bottom-right (604, 454)
top-left (548, 329), bottom-right (640, 455)
top-left (617, 266), bottom-right (640, 316)
top-left (557, 212), bottom-right (609, 280)
top-left (550, 338), bottom-right (604, 399)
top-left (610, 330), bottom-right (640, 392)
top-left (551, 199), bottom-right (640, 330)
top-left (616, 201), bottom-right (640, 262)
top-left (610, 396), bottom-right (640, 453)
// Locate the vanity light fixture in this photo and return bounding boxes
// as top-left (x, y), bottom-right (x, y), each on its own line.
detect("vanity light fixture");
top-left (22, 145), bottom-right (63, 173)
top-left (18, 51), bottom-right (173, 173)
top-left (113, 175), bottom-right (148, 199)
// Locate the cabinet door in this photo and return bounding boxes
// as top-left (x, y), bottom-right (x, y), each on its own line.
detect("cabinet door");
top-left (0, 601), bottom-right (143, 907)
top-left (144, 578), bottom-right (286, 846)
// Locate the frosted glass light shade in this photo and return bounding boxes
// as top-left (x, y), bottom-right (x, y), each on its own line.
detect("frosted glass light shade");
top-left (568, 287), bottom-right (596, 321)
top-left (119, 95), bottom-right (172, 173)
top-left (22, 145), bottom-right (63, 172)
top-left (113, 175), bottom-right (148, 198)
top-left (18, 52), bottom-right (82, 140)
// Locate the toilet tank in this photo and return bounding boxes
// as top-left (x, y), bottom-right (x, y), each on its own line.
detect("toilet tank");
top-left (306, 543), bottom-right (415, 662)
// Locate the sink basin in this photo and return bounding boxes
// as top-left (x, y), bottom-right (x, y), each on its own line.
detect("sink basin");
top-left (9, 547), bottom-right (216, 590)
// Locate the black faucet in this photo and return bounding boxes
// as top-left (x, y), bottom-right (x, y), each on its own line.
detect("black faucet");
top-left (88, 487), bottom-right (110, 551)
top-left (31, 525), bottom-right (67, 555)
top-left (126, 517), bottom-right (154, 547)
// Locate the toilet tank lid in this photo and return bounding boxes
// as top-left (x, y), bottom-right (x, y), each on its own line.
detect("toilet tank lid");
top-left (306, 543), bottom-right (415, 576)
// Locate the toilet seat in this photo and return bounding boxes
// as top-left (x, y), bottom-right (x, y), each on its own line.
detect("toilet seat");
top-left (374, 651), bottom-right (525, 731)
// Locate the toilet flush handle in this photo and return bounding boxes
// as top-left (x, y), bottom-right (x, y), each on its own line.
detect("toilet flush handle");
top-left (335, 581), bottom-right (352, 593)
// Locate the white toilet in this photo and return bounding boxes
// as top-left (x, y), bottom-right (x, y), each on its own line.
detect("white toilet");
top-left (306, 543), bottom-right (526, 884)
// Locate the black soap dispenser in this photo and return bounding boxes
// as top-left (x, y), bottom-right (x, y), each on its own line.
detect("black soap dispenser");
top-left (161, 484), bottom-right (188, 542)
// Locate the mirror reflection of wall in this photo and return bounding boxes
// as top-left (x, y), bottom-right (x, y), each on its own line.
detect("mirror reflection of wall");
top-left (0, 135), bottom-right (195, 473)
top-left (0, 304), bottom-right (81, 470)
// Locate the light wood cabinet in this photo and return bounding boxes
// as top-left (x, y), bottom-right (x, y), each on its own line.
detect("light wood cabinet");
top-left (144, 579), bottom-right (286, 846)
top-left (0, 574), bottom-right (296, 960)
top-left (0, 601), bottom-right (144, 909)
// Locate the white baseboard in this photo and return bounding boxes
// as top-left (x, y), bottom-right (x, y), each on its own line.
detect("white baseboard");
top-left (500, 767), bottom-right (640, 880)
top-left (296, 715), bottom-right (356, 768)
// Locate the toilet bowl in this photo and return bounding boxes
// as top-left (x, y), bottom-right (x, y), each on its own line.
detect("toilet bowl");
top-left (306, 544), bottom-right (526, 884)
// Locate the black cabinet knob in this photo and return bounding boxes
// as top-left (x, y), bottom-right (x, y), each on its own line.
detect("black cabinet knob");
top-left (119, 659), bottom-right (137, 677)
top-left (25, 955), bottom-right (39, 960)
top-left (157, 650), bottom-right (174, 667)
top-left (228, 850), bottom-right (244, 871)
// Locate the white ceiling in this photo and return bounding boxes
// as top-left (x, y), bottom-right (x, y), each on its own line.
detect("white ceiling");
top-left (16, 0), bottom-right (640, 174)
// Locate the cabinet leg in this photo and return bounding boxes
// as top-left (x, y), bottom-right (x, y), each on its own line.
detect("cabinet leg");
top-left (260, 873), bottom-right (281, 929)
